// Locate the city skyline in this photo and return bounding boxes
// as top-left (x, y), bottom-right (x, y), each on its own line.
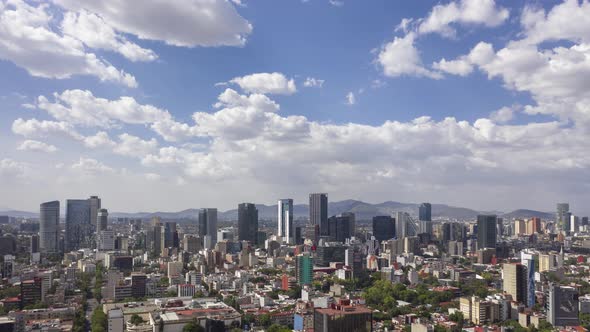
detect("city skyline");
top-left (0, 0), bottom-right (589, 214)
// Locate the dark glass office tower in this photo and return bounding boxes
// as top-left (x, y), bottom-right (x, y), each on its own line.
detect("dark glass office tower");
top-left (238, 203), bottom-right (258, 244)
top-left (65, 199), bottom-right (91, 251)
top-left (372, 216), bottom-right (395, 242)
top-left (309, 193), bottom-right (328, 235)
top-left (40, 200), bottom-right (59, 252)
top-left (477, 214), bottom-right (497, 249)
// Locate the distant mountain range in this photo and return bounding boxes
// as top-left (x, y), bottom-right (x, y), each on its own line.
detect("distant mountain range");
top-left (0, 200), bottom-right (554, 221)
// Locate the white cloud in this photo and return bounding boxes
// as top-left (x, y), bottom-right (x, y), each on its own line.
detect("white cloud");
top-left (17, 140), bottom-right (58, 153)
top-left (303, 77), bottom-right (325, 88)
top-left (11, 118), bottom-right (82, 140)
top-left (432, 56), bottom-right (473, 76)
top-left (329, 0), bottom-right (344, 7)
top-left (520, 0), bottom-right (590, 45)
top-left (37, 89), bottom-right (173, 127)
top-left (71, 157), bottom-right (114, 175)
top-left (54, 0), bottom-right (252, 47)
top-left (0, 0), bottom-right (137, 87)
top-left (83, 131), bottom-right (116, 149)
top-left (230, 72), bottom-right (297, 95)
top-left (113, 133), bottom-right (159, 158)
top-left (377, 33), bottom-right (442, 79)
top-left (417, 0), bottom-right (509, 38)
top-left (489, 106), bottom-right (516, 123)
top-left (345, 92), bottom-right (356, 105)
top-left (61, 10), bottom-right (157, 62)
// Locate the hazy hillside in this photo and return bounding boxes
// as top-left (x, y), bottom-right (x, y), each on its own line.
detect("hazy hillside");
top-left (1, 202), bottom-right (553, 221)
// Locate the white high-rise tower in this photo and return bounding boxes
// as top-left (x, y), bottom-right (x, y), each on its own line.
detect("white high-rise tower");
top-left (278, 199), bottom-right (294, 244)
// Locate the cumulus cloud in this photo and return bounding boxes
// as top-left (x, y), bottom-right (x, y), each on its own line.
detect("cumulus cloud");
top-left (37, 89), bottom-right (173, 128)
top-left (83, 131), bottom-right (116, 149)
top-left (520, 0), bottom-right (590, 45)
top-left (230, 72), bottom-right (297, 95)
top-left (71, 157), bottom-right (114, 175)
top-left (11, 118), bottom-right (82, 140)
top-left (0, 0), bottom-right (137, 87)
top-left (17, 140), bottom-right (58, 153)
top-left (61, 10), bottom-right (157, 62)
top-left (432, 56), bottom-right (473, 76)
top-left (377, 33), bottom-right (442, 79)
top-left (54, 0), bottom-right (252, 47)
top-left (417, 0), bottom-right (509, 38)
top-left (113, 134), bottom-right (159, 158)
top-left (489, 106), bottom-right (516, 124)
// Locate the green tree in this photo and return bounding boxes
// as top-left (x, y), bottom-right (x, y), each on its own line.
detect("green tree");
top-left (267, 324), bottom-right (291, 332)
top-left (258, 313), bottom-right (271, 327)
top-left (182, 319), bottom-right (205, 332)
top-left (130, 314), bottom-right (145, 325)
top-left (91, 306), bottom-right (107, 332)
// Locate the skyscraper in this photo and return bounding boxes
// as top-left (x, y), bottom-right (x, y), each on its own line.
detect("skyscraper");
top-left (97, 208), bottom-right (108, 232)
top-left (164, 222), bottom-right (178, 249)
top-left (309, 193), bottom-right (328, 235)
top-left (372, 216), bottom-right (395, 242)
top-left (65, 199), bottom-right (91, 251)
top-left (88, 195), bottom-right (101, 230)
top-left (39, 201), bottom-right (59, 252)
top-left (418, 203), bottom-right (432, 221)
top-left (548, 284), bottom-right (579, 326)
top-left (295, 253), bottom-right (313, 286)
top-left (527, 259), bottom-right (535, 307)
top-left (503, 263), bottom-right (527, 304)
top-left (418, 203), bottom-right (432, 235)
top-left (477, 215), bottom-right (497, 249)
top-left (556, 203), bottom-right (570, 231)
top-left (278, 199), bottom-right (294, 244)
top-left (238, 203), bottom-right (258, 244)
top-left (395, 212), bottom-right (409, 239)
top-left (327, 213), bottom-right (355, 243)
top-left (198, 208), bottom-right (218, 247)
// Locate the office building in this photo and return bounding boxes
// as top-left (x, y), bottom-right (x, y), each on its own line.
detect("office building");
top-left (372, 216), bottom-right (395, 242)
top-left (88, 195), bottom-right (101, 230)
top-left (131, 274), bottom-right (147, 299)
top-left (183, 235), bottom-right (200, 253)
top-left (477, 215), bottom-right (497, 250)
top-left (556, 203), bottom-right (570, 229)
top-left (503, 263), bottom-right (527, 304)
top-left (238, 203), bottom-right (258, 244)
top-left (327, 213), bottom-right (355, 243)
top-left (527, 259), bottom-right (535, 307)
top-left (548, 284), bottom-right (579, 326)
top-left (278, 199), bottom-right (294, 244)
top-left (65, 199), bottom-right (91, 251)
top-left (164, 222), bottom-right (178, 249)
top-left (296, 253), bottom-right (313, 285)
top-left (418, 203), bottom-right (432, 234)
top-left (314, 303), bottom-right (372, 332)
top-left (310, 193), bottom-right (328, 235)
top-left (98, 230), bottom-right (115, 251)
top-left (108, 308), bottom-right (124, 332)
top-left (198, 208), bottom-right (218, 247)
top-left (97, 208), bottom-right (108, 232)
top-left (39, 201), bottom-right (59, 253)
top-left (21, 277), bottom-right (42, 308)
top-left (395, 212), bottom-right (410, 239)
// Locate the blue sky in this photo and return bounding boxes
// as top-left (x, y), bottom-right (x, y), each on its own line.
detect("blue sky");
top-left (0, 0), bottom-right (589, 215)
